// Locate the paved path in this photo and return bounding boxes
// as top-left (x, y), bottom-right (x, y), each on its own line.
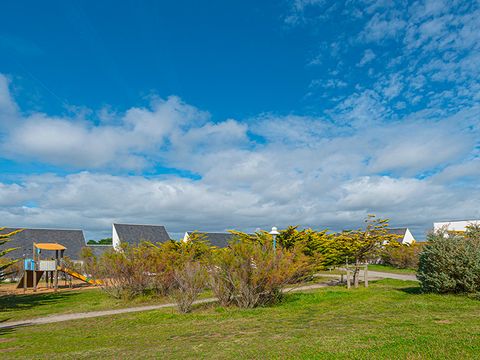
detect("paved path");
top-left (363, 270), bottom-right (417, 282)
top-left (317, 270), bottom-right (417, 282)
top-left (0, 283), bottom-right (330, 330)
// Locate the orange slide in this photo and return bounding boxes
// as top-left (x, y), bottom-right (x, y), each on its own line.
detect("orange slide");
top-left (58, 266), bottom-right (103, 285)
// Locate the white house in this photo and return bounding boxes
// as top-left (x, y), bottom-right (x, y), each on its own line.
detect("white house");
top-left (433, 220), bottom-right (480, 233)
top-left (112, 223), bottom-right (171, 250)
top-left (388, 228), bottom-right (416, 245)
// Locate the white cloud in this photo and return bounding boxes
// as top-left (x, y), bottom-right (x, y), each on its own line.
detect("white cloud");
top-left (0, 74), bottom-right (18, 130)
top-left (360, 12), bottom-right (406, 42)
top-left (357, 49), bottom-right (376, 67)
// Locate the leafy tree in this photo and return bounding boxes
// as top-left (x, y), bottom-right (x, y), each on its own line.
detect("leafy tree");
top-left (0, 227), bottom-right (23, 280)
top-left (98, 238), bottom-right (113, 245)
top-left (326, 215), bottom-right (399, 287)
top-left (277, 226), bottom-right (333, 269)
top-left (87, 238), bottom-right (113, 245)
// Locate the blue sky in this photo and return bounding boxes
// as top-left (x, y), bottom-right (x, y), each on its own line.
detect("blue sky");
top-left (0, 0), bottom-right (479, 240)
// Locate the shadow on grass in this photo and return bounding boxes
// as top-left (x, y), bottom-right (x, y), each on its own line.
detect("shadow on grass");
top-left (0, 291), bottom-right (78, 313)
top-left (399, 286), bottom-right (423, 295)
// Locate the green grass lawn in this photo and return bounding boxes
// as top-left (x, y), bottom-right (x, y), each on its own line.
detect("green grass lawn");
top-left (1, 279), bottom-right (479, 359)
top-left (367, 264), bottom-right (417, 275)
top-left (0, 288), bottom-right (171, 323)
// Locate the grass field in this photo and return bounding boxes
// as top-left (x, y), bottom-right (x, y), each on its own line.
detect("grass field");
top-left (1, 279), bottom-right (479, 359)
top-left (0, 288), bottom-right (166, 322)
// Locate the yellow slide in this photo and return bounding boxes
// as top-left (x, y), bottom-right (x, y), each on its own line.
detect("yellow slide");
top-left (58, 266), bottom-right (102, 285)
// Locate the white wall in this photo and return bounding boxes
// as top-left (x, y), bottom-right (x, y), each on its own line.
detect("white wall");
top-left (112, 224), bottom-right (121, 250)
top-left (402, 228), bottom-right (415, 244)
top-left (433, 220), bottom-right (480, 233)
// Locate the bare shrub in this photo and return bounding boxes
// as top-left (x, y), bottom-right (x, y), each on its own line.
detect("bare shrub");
top-left (88, 244), bottom-right (151, 299)
top-left (171, 261), bottom-right (206, 313)
top-left (82, 235), bottom-right (213, 301)
top-left (381, 243), bottom-right (423, 269)
top-left (209, 234), bottom-right (311, 308)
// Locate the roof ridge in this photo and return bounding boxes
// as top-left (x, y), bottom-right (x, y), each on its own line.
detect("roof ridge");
top-left (4, 227), bottom-right (84, 231)
top-left (113, 223), bottom-right (167, 227)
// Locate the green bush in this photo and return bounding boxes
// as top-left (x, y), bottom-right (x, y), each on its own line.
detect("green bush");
top-left (417, 226), bottom-right (480, 294)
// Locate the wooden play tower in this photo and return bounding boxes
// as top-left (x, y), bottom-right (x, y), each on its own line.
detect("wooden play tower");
top-left (18, 242), bottom-right (66, 292)
top-left (17, 242), bottom-right (101, 292)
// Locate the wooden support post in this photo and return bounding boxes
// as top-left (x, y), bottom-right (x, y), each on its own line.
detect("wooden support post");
top-left (33, 249), bottom-right (38, 292)
top-left (364, 264), bottom-right (369, 288)
top-left (346, 268), bottom-right (351, 289)
top-left (54, 250), bottom-right (59, 292)
top-left (33, 269), bottom-right (37, 292)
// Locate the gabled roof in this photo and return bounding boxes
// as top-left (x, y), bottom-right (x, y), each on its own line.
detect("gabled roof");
top-left (86, 245), bottom-right (113, 258)
top-left (186, 232), bottom-right (234, 248)
top-left (388, 228), bottom-right (408, 237)
top-left (113, 223), bottom-right (170, 245)
top-left (0, 228), bottom-right (86, 260)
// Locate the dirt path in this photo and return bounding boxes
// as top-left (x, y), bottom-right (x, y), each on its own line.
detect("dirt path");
top-left (0, 283), bottom-right (330, 330)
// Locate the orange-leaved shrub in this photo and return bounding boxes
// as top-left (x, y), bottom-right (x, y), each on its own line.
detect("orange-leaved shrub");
top-left (380, 242), bottom-right (424, 269)
top-left (208, 231), bottom-right (312, 308)
top-left (82, 234), bottom-right (212, 301)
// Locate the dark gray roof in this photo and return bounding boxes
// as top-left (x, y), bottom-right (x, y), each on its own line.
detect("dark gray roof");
top-left (114, 223), bottom-right (170, 245)
top-left (389, 228), bottom-right (407, 242)
top-left (186, 232), bottom-right (234, 248)
top-left (86, 245), bottom-right (113, 258)
top-left (0, 227), bottom-right (86, 260)
top-left (389, 228), bottom-right (407, 236)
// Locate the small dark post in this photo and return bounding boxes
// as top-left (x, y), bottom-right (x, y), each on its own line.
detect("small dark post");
top-left (23, 255), bottom-right (27, 293)
top-left (33, 246), bottom-right (37, 292)
top-left (364, 263), bottom-right (369, 288)
top-left (346, 268), bottom-right (351, 289)
top-left (54, 250), bottom-right (59, 291)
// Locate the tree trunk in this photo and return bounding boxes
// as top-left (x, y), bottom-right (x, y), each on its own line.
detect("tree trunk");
top-left (353, 261), bottom-right (360, 288)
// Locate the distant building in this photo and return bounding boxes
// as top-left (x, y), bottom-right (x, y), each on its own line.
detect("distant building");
top-left (86, 244), bottom-right (113, 258)
top-left (112, 223), bottom-right (171, 250)
top-left (183, 231), bottom-right (234, 248)
top-left (433, 220), bottom-right (480, 233)
top-left (0, 227), bottom-right (86, 259)
top-left (388, 228), bottom-right (416, 245)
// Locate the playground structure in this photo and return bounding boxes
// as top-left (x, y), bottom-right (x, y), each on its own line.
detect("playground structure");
top-left (17, 242), bottom-right (101, 292)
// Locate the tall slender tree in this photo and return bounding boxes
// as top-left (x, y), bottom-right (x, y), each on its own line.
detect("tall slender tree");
top-left (328, 215), bottom-right (400, 287)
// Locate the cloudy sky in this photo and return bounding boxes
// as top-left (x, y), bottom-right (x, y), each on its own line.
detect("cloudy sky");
top-left (0, 0), bottom-right (479, 240)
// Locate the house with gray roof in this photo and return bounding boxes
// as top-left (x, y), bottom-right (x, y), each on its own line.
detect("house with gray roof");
top-left (0, 227), bottom-right (86, 260)
top-left (388, 228), bottom-right (416, 245)
top-left (183, 231), bottom-right (234, 248)
top-left (112, 223), bottom-right (171, 249)
top-left (86, 245), bottom-right (113, 258)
